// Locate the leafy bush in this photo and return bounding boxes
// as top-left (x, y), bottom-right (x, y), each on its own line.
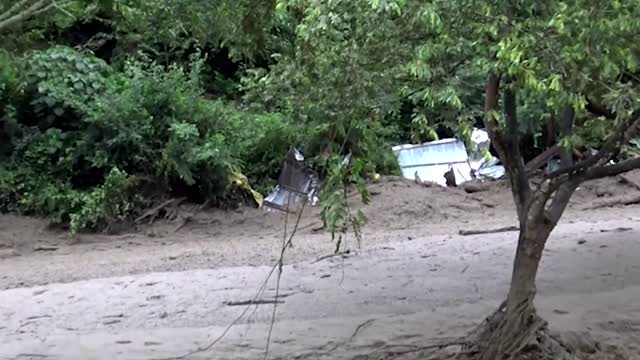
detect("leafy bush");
top-left (0, 51), bottom-right (21, 158)
top-left (21, 46), bottom-right (112, 128)
top-left (0, 47), bottom-right (297, 232)
top-left (0, 51), bottom-right (19, 110)
top-left (224, 110), bottom-right (301, 193)
top-left (69, 168), bottom-right (138, 235)
top-left (81, 59), bottom-right (285, 197)
top-left (0, 166), bottom-right (137, 235)
top-left (1, 45), bottom-right (399, 234)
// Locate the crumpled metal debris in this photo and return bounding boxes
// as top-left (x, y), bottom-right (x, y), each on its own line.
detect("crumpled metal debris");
top-left (264, 147), bottom-right (321, 212)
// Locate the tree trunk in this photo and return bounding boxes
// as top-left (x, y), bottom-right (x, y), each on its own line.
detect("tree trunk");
top-left (506, 228), bottom-right (545, 314)
top-left (475, 216), bottom-right (552, 360)
top-left (473, 76), bottom-right (591, 359)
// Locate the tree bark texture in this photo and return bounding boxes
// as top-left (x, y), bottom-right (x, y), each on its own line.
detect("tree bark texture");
top-left (483, 74), bottom-right (530, 223)
top-left (476, 195), bottom-right (558, 360)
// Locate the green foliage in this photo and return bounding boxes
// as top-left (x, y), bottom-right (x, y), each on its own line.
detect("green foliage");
top-left (225, 111), bottom-right (301, 194)
top-left (116, 0), bottom-right (278, 61)
top-left (319, 154), bottom-right (369, 249)
top-left (0, 51), bottom-right (19, 108)
top-left (22, 46), bottom-right (111, 128)
top-left (0, 51), bottom-right (21, 157)
top-left (2, 0), bottom-right (639, 243)
top-left (244, 0), bottom-right (640, 244)
top-left (69, 167), bottom-right (137, 235)
top-left (0, 45), bottom-right (296, 233)
top-left (0, 165), bottom-right (136, 235)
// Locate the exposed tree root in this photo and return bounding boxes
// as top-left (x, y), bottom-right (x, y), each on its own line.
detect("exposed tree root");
top-left (439, 302), bottom-right (623, 360)
top-left (358, 300), bottom-right (631, 360)
top-left (459, 301), bottom-right (568, 360)
top-left (135, 197), bottom-right (187, 224)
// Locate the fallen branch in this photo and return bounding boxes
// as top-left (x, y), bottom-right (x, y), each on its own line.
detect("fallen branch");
top-left (223, 299), bottom-right (283, 306)
top-left (466, 195), bottom-right (497, 208)
top-left (600, 227), bottom-right (632, 233)
top-left (33, 245), bottom-right (58, 252)
top-left (585, 194), bottom-right (640, 210)
top-left (317, 318), bottom-right (379, 354)
top-left (135, 197), bottom-right (186, 224)
top-left (350, 319), bottom-right (375, 341)
top-left (459, 226), bottom-right (519, 236)
top-left (312, 250), bottom-right (351, 264)
top-left (152, 202), bottom-right (307, 360)
top-left (0, 0), bottom-right (74, 33)
top-left (173, 215), bottom-right (192, 233)
top-left (367, 340), bottom-right (467, 359)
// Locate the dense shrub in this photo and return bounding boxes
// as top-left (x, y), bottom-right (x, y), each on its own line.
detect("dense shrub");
top-left (0, 51), bottom-right (21, 158)
top-left (0, 45), bottom-right (401, 234)
top-left (21, 46), bottom-right (112, 129)
top-left (0, 46), bottom-right (296, 233)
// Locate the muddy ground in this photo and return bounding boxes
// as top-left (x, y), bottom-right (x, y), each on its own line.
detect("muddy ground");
top-left (1, 175), bottom-right (640, 359)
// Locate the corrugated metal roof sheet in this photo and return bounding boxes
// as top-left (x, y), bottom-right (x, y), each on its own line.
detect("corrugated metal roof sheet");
top-left (392, 139), bottom-right (473, 186)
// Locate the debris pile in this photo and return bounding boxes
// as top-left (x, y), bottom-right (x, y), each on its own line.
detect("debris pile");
top-left (392, 128), bottom-right (505, 187)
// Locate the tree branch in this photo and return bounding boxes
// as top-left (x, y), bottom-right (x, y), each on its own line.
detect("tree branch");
top-left (401, 55), bottom-right (471, 102)
top-left (558, 105), bottom-right (575, 168)
top-left (0, 0), bottom-right (67, 33)
top-left (502, 81), bottom-right (531, 220)
top-left (585, 98), bottom-right (615, 119)
top-left (0, 0), bottom-right (32, 22)
top-left (546, 180), bottom-right (578, 224)
top-left (583, 156), bottom-right (640, 180)
top-left (31, 2), bottom-right (56, 17)
top-left (483, 75), bottom-right (531, 222)
top-left (524, 144), bottom-right (561, 175)
top-left (546, 113), bottom-right (640, 179)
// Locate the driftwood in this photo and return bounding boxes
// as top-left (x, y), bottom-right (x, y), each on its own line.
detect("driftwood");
top-left (585, 194), bottom-right (640, 210)
top-left (459, 226), bottom-right (519, 236)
